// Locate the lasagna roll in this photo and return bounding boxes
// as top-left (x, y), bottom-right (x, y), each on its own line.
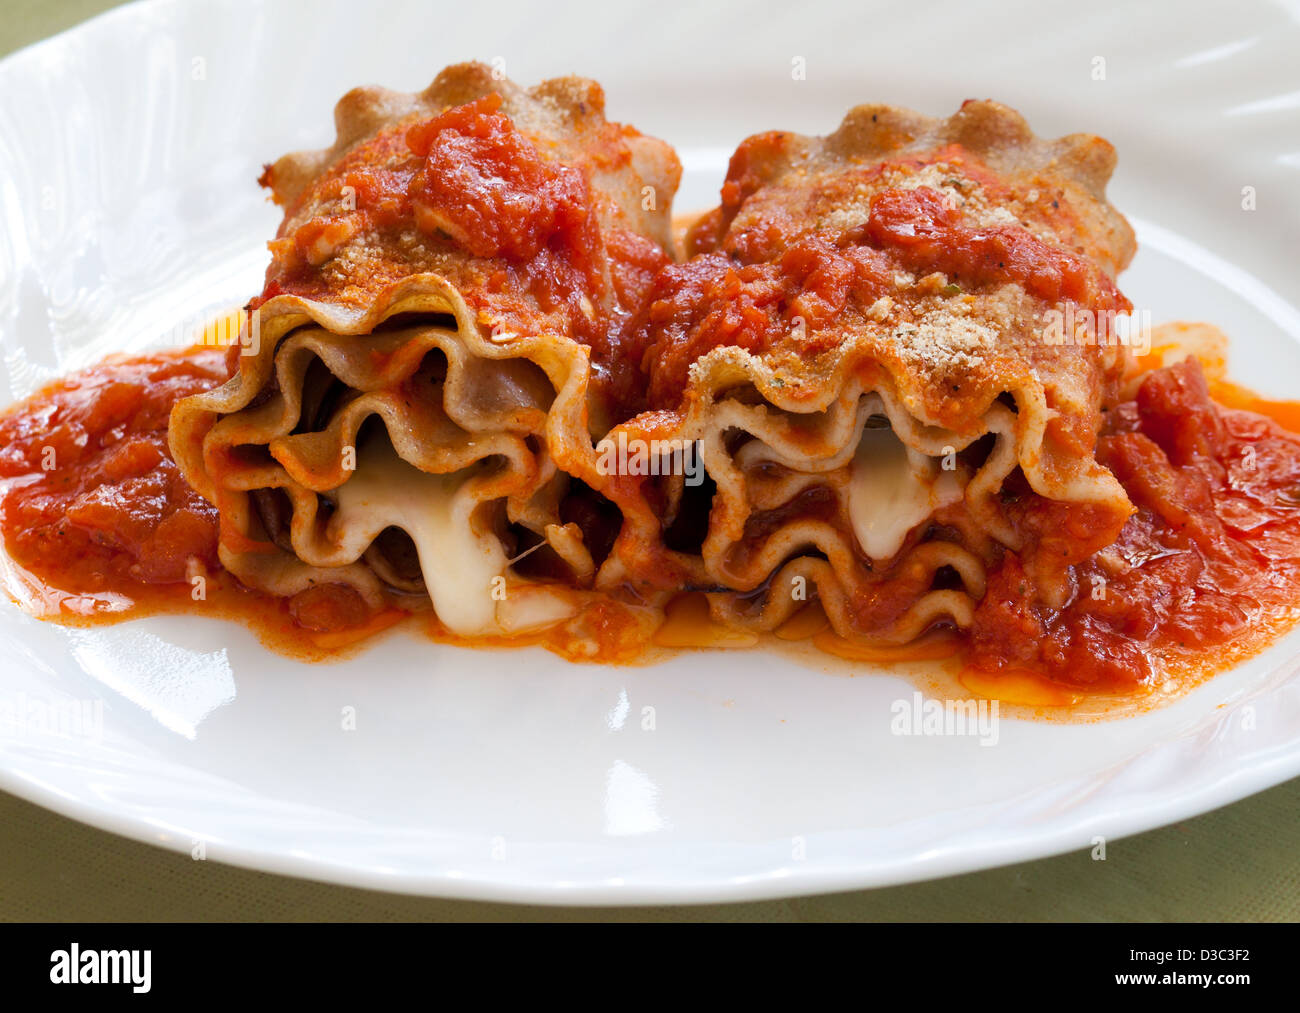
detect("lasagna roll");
top-left (612, 100), bottom-right (1139, 645)
top-left (169, 63), bottom-right (681, 638)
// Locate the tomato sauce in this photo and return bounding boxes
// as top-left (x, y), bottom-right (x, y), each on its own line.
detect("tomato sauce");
top-left (859, 186), bottom-right (1130, 312)
top-left (406, 95), bottom-right (594, 261)
top-left (258, 93), bottom-right (669, 418)
top-left (967, 358), bottom-right (1300, 691)
top-left (637, 184), bottom-right (1128, 410)
top-left (0, 350), bottom-right (228, 595)
top-left (630, 238), bottom-right (894, 409)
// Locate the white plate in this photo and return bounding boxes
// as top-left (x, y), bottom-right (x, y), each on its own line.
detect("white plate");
top-left (1, 0), bottom-right (1299, 904)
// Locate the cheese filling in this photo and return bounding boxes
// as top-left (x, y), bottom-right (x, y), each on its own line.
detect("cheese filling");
top-left (848, 423), bottom-right (963, 561)
top-left (333, 436), bottom-right (507, 635)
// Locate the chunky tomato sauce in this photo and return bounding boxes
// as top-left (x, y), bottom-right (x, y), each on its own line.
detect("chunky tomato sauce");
top-left (968, 358), bottom-right (1300, 691)
top-left (629, 238), bottom-right (895, 409)
top-left (0, 351), bottom-right (227, 594)
top-left (259, 93), bottom-right (669, 417)
top-left (406, 96), bottom-right (594, 261)
top-left (860, 186), bottom-right (1129, 312)
top-left (637, 184), bottom-right (1128, 409)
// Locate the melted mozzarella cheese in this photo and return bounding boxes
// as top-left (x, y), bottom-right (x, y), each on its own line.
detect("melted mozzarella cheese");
top-left (496, 585), bottom-right (578, 635)
top-left (335, 438), bottom-right (507, 636)
top-left (848, 425), bottom-right (962, 561)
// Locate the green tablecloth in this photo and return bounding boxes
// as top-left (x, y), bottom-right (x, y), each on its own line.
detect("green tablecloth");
top-left (1, 0), bottom-right (1296, 922)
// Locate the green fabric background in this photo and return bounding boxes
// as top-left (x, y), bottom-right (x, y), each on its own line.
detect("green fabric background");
top-left (0, 0), bottom-right (1296, 922)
